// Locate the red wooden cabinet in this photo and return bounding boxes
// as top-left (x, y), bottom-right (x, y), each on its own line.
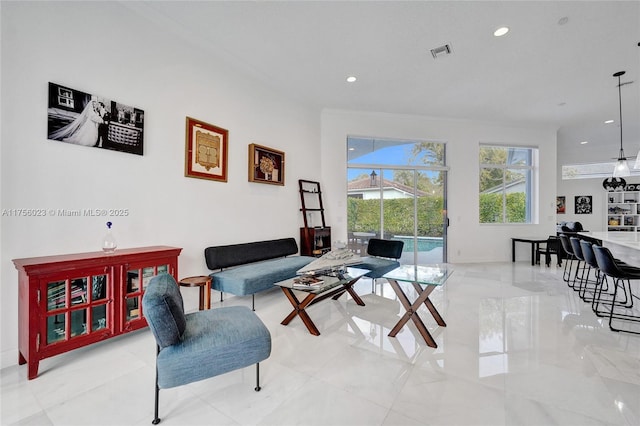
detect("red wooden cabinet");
top-left (13, 246), bottom-right (182, 379)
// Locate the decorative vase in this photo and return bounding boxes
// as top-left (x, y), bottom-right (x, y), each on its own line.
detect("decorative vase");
top-left (102, 221), bottom-right (117, 253)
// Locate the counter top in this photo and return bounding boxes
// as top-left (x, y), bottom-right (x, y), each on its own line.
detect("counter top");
top-left (578, 231), bottom-right (640, 250)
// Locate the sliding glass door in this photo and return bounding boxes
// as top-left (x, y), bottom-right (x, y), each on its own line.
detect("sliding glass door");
top-left (347, 137), bottom-right (447, 264)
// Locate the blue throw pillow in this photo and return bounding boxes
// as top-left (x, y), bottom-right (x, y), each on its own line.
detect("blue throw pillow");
top-left (142, 273), bottom-right (186, 349)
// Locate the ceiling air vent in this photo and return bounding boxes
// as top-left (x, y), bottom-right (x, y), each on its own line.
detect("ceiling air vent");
top-left (431, 44), bottom-right (452, 59)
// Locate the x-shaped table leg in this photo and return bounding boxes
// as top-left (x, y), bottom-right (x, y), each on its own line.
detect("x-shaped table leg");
top-left (386, 278), bottom-right (446, 348)
top-left (279, 276), bottom-right (366, 336)
top-left (280, 288), bottom-right (320, 335)
top-left (330, 277), bottom-right (366, 306)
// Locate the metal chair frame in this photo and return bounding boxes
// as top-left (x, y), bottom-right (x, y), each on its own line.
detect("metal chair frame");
top-left (592, 245), bottom-right (640, 335)
top-left (558, 234), bottom-right (580, 285)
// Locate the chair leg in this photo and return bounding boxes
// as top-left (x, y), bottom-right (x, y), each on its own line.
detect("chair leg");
top-left (574, 262), bottom-right (589, 293)
top-left (607, 278), bottom-right (640, 334)
top-left (579, 267), bottom-right (596, 301)
top-left (570, 260), bottom-right (583, 289)
top-left (252, 294), bottom-right (255, 311)
top-left (592, 277), bottom-right (633, 317)
top-left (153, 347), bottom-right (161, 424)
top-left (254, 362), bottom-right (261, 392)
top-left (563, 256), bottom-right (575, 283)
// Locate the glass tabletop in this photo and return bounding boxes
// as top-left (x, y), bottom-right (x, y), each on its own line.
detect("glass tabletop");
top-left (383, 264), bottom-right (452, 286)
top-left (275, 267), bottom-right (370, 294)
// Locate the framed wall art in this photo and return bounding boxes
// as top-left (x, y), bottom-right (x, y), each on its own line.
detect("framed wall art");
top-left (47, 82), bottom-right (144, 155)
top-left (248, 143), bottom-right (285, 185)
top-left (602, 177), bottom-right (626, 191)
top-left (575, 195), bottom-right (592, 214)
top-left (556, 196), bottom-right (566, 214)
top-left (185, 117), bottom-right (228, 182)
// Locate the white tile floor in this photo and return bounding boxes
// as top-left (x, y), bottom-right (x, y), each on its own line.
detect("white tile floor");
top-left (2, 262), bottom-right (639, 426)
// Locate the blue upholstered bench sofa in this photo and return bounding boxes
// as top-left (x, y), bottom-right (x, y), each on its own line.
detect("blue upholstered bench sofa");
top-left (205, 237), bottom-right (315, 309)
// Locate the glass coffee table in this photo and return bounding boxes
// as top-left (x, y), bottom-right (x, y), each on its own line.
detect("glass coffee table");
top-left (383, 264), bottom-right (452, 348)
top-left (275, 267), bottom-right (369, 336)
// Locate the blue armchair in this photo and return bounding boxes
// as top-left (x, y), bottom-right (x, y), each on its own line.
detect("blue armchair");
top-left (142, 274), bottom-right (271, 424)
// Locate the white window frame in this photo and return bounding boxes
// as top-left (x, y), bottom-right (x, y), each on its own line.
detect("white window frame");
top-left (479, 144), bottom-right (538, 224)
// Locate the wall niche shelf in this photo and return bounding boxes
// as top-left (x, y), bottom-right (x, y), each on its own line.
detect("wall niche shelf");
top-left (606, 190), bottom-right (640, 232)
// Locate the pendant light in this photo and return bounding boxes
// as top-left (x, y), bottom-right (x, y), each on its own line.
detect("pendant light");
top-left (612, 71), bottom-right (629, 177)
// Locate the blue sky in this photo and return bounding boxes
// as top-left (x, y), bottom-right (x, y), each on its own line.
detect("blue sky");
top-left (347, 144), bottom-right (423, 180)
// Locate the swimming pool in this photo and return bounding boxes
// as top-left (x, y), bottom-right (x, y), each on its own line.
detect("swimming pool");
top-left (393, 236), bottom-right (443, 252)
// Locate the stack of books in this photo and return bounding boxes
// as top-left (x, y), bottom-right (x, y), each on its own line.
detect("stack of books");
top-left (292, 275), bottom-right (324, 290)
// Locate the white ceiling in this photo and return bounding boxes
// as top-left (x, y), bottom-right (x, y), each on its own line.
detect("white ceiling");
top-left (125, 1), bottom-right (640, 151)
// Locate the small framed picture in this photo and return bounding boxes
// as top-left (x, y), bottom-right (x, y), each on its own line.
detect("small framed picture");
top-left (556, 196), bottom-right (566, 214)
top-left (185, 117), bottom-right (228, 182)
top-left (575, 195), bottom-right (592, 214)
top-left (248, 143), bottom-right (285, 185)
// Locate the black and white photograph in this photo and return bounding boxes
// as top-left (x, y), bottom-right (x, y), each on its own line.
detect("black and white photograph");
top-left (575, 195), bottom-right (593, 214)
top-left (47, 82), bottom-right (144, 155)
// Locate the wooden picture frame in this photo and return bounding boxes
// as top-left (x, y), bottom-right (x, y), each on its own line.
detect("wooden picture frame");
top-left (185, 117), bottom-right (228, 182)
top-left (248, 143), bottom-right (285, 185)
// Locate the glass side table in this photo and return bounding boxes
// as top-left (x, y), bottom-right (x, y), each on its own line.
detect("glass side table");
top-left (275, 267), bottom-right (369, 336)
top-left (383, 264), bottom-right (452, 348)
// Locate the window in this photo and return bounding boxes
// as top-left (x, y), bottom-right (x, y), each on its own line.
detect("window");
top-left (479, 145), bottom-right (537, 224)
top-left (562, 162), bottom-right (640, 179)
top-left (57, 87), bottom-right (74, 109)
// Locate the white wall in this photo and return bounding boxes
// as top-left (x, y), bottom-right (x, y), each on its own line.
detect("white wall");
top-left (557, 124), bottom-right (640, 232)
top-left (0, 1), bottom-right (565, 371)
top-left (320, 110), bottom-right (559, 263)
top-left (0, 2), bottom-right (320, 369)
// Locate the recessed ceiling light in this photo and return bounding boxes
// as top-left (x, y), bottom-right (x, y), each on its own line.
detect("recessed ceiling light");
top-left (580, 141), bottom-right (589, 145)
top-left (494, 27), bottom-right (509, 37)
top-left (605, 119), bottom-right (615, 124)
top-left (346, 76), bottom-right (357, 83)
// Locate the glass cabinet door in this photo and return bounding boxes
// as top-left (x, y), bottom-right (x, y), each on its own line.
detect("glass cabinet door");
top-left (124, 264), bottom-right (170, 325)
top-left (44, 270), bottom-right (111, 346)
top-left (46, 280), bottom-right (68, 344)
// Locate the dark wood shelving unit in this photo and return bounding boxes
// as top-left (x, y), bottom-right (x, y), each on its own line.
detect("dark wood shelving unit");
top-left (299, 179), bottom-right (331, 256)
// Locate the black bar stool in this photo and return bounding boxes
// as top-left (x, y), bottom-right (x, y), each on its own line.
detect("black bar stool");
top-left (578, 240), bottom-right (607, 302)
top-left (559, 234), bottom-right (579, 287)
top-left (569, 237), bottom-right (589, 293)
top-left (592, 245), bottom-right (640, 335)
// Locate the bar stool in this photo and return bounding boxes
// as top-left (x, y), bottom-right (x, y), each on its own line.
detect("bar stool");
top-left (578, 240), bottom-right (606, 302)
top-left (569, 237), bottom-right (597, 295)
top-left (559, 234), bottom-right (579, 286)
top-left (592, 245), bottom-right (640, 335)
